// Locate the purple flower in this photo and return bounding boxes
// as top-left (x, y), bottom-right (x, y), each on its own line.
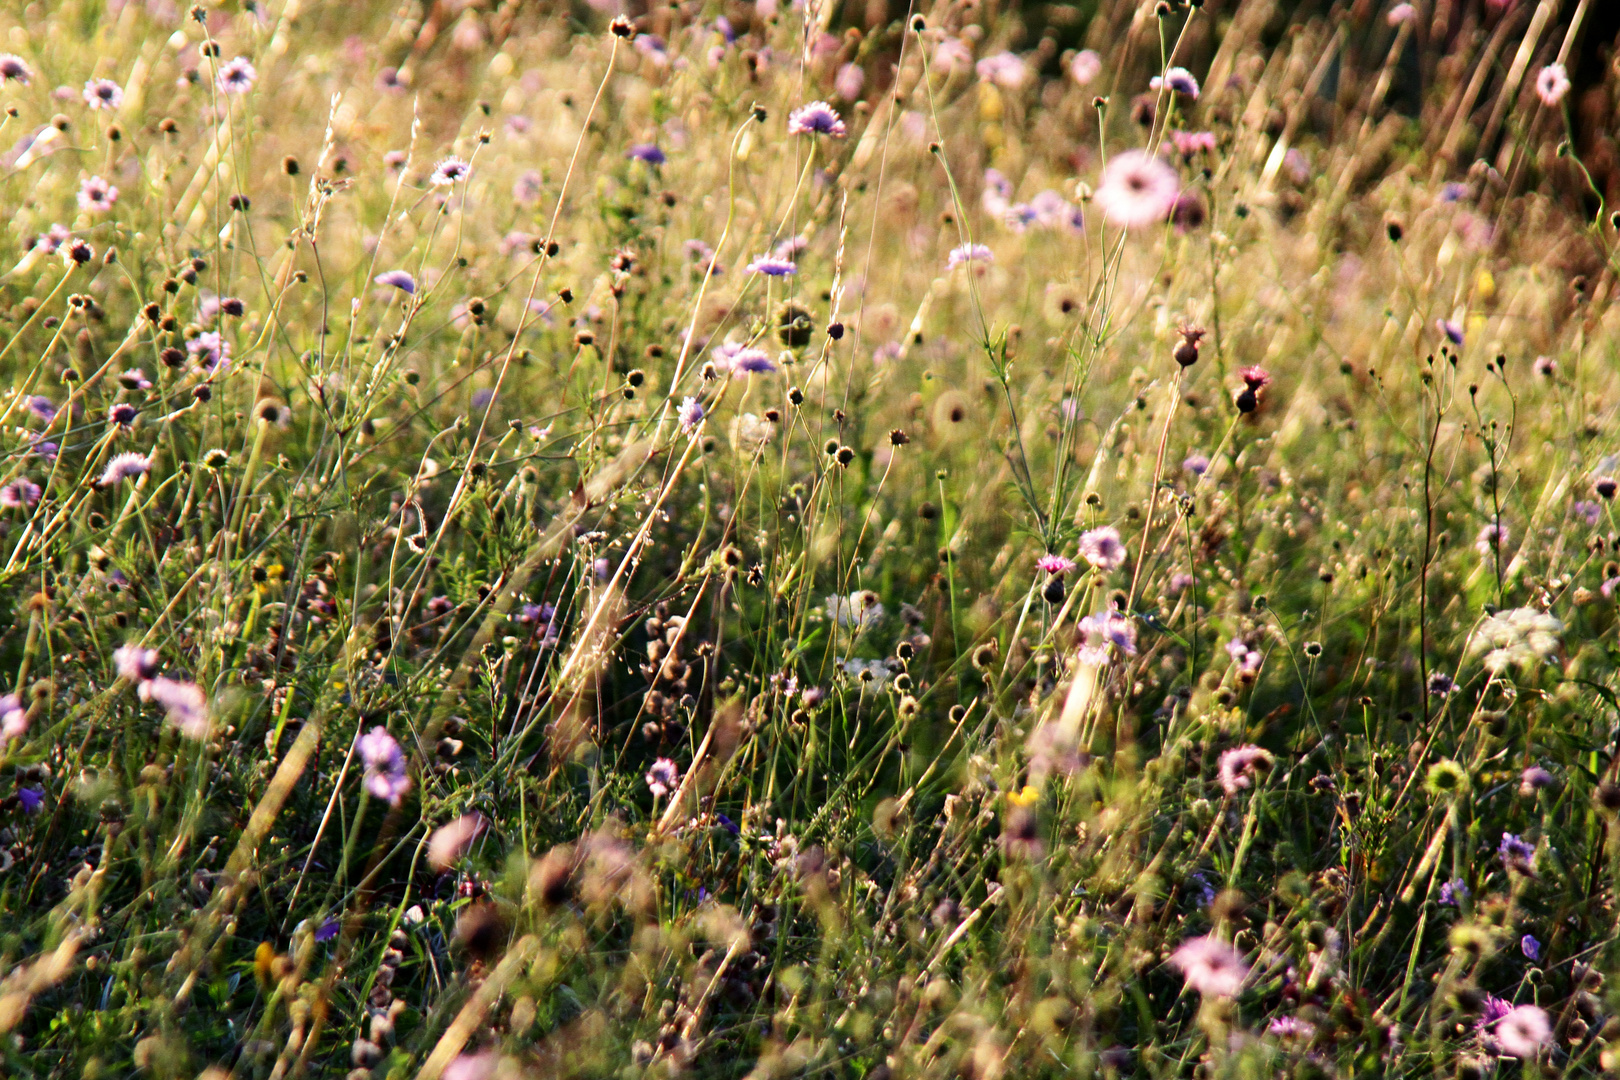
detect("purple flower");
top-left (1521, 934), bottom-right (1541, 962)
top-left (627, 143), bottom-right (666, 165)
top-left (946, 243), bottom-right (992, 269)
top-left (217, 57), bottom-right (257, 94)
top-left (0, 479), bottom-right (39, 509)
top-left (787, 101), bottom-right (847, 138)
top-left (77, 175), bottom-right (118, 213)
top-left (430, 156), bottom-right (470, 186)
top-left (1078, 609), bottom-right (1137, 665)
top-left (1574, 500), bottom-right (1601, 525)
top-left (188, 330), bottom-right (231, 373)
top-left (678, 396), bottom-right (704, 432)
top-left (314, 918), bottom-right (340, 942)
top-left (109, 403), bottom-right (136, 427)
top-left (1438, 877), bottom-right (1469, 906)
top-left (0, 694), bottom-right (26, 744)
top-left (744, 255), bottom-right (796, 277)
top-left (1437, 318), bottom-right (1465, 346)
top-left (1183, 453), bottom-right (1210, 475)
top-left (0, 55), bottom-right (32, 85)
top-left (1036, 554), bottom-right (1075, 575)
top-left (1150, 66), bottom-right (1200, 98)
top-left (1077, 526), bottom-right (1126, 570)
top-left (358, 726), bottom-right (412, 806)
top-left (1519, 766), bottom-right (1554, 796)
top-left (83, 78), bottom-right (123, 110)
top-left (16, 787), bottom-right (42, 814)
top-left (1427, 672), bottom-right (1455, 697)
top-left (646, 757), bottom-right (680, 798)
top-left (375, 270), bottom-right (416, 294)
top-left (1499, 831), bottom-right (1536, 873)
top-left (27, 396), bottom-right (55, 422)
top-left (730, 348), bottom-right (777, 374)
top-left (141, 677), bottom-right (209, 739)
top-left (98, 451), bottom-right (150, 488)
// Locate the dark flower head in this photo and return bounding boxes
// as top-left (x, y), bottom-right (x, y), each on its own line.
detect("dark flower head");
top-left (626, 143), bottom-right (666, 165)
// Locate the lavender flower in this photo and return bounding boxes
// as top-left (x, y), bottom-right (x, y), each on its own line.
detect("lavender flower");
top-left (189, 330), bottom-right (231, 373)
top-left (98, 451), bottom-right (150, 488)
top-left (1519, 766), bottom-right (1554, 796)
top-left (1150, 66), bottom-right (1200, 98)
top-left (1521, 934), bottom-right (1541, 962)
top-left (646, 757), bottom-right (679, 798)
top-left (787, 101), bottom-right (847, 138)
top-left (946, 243), bottom-right (993, 269)
top-left (1438, 877), bottom-right (1469, 906)
top-left (25, 396), bottom-right (55, 422)
top-left (626, 143), bottom-right (667, 165)
top-left (16, 787), bottom-right (41, 814)
top-left (358, 726), bottom-right (412, 806)
top-left (1436, 318), bottom-right (1465, 346)
top-left (1499, 832), bottom-right (1536, 873)
top-left (729, 348), bottom-right (777, 374)
top-left (975, 52), bottom-right (1028, 90)
top-left (678, 396), bottom-right (705, 433)
top-left (744, 255), bottom-right (796, 276)
top-left (1077, 610), bottom-right (1137, 665)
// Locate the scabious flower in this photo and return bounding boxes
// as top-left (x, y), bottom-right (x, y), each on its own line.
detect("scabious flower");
top-left (98, 451), bottom-right (150, 488)
top-left (1077, 609), bottom-right (1137, 665)
top-left (26, 396), bottom-right (54, 422)
top-left (1519, 766), bottom-right (1554, 796)
top-left (1574, 499), bottom-right (1601, 525)
top-left (1438, 877), bottom-right (1469, 906)
top-left (787, 101), bottom-right (846, 137)
top-left (835, 62), bottom-right (864, 102)
top-left (1094, 150), bottom-right (1180, 228)
top-left (358, 726), bottom-right (411, 806)
top-left (678, 396), bottom-right (704, 433)
top-left (109, 403), bottom-right (136, 427)
top-left (1521, 934), bottom-right (1541, 962)
top-left (1183, 453), bottom-right (1210, 475)
top-left (1499, 831), bottom-right (1536, 873)
top-left (374, 270), bottom-right (416, 294)
top-left (114, 644), bottom-right (159, 682)
top-left (1437, 318), bottom-right (1465, 346)
top-left (216, 57), bottom-right (257, 93)
top-left (0, 479), bottom-right (39, 509)
top-left (1169, 936), bottom-right (1249, 998)
top-left (1150, 66), bottom-right (1200, 98)
top-left (645, 757), bottom-right (679, 798)
top-left (1535, 63), bottom-right (1570, 107)
top-left (428, 813), bottom-right (487, 871)
top-left (627, 143), bottom-right (666, 165)
top-left (429, 156), bottom-right (470, 186)
top-left (1427, 671), bottom-right (1456, 696)
top-left (1218, 745), bottom-right (1274, 794)
top-left (946, 243), bottom-right (993, 269)
top-left (1267, 1017), bottom-right (1316, 1043)
top-left (0, 694), bottom-right (25, 744)
top-left (1077, 526), bottom-right (1126, 570)
top-left (1069, 49), bottom-right (1102, 86)
top-left (1490, 1004), bottom-right (1552, 1058)
top-left (1037, 554), bottom-right (1075, 575)
top-left (1225, 637), bottom-right (1262, 672)
top-left (142, 677), bottom-right (209, 739)
top-left (82, 78), bottom-right (123, 110)
top-left (0, 55), bottom-right (31, 84)
top-left (1595, 475), bottom-right (1618, 501)
top-left (744, 255), bottom-right (796, 277)
top-left (729, 348), bottom-right (777, 374)
top-left (189, 330), bottom-right (231, 374)
top-left (77, 175), bottom-right (118, 212)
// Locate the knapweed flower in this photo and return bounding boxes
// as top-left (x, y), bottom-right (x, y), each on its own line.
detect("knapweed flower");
top-left (1077, 609), bottom-right (1137, 665)
top-left (0, 694), bottom-right (25, 744)
top-left (1150, 66), bottom-right (1200, 98)
top-left (1519, 765), bottom-right (1554, 796)
top-left (189, 330), bottom-right (230, 373)
top-left (0, 479), bottom-right (39, 509)
top-left (744, 255), bottom-right (796, 277)
top-left (428, 813), bottom-right (487, 871)
top-left (1595, 475), bottom-right (1618, 500)
top-left (429, 156), bottom-right (470, 186)
top-left (1491, 1004), bottom-right (1552, 1058)
top-left (77, 175), bottom-right (118, 213)
top-left (374, 270), bottom-right (416, 294)
top-left (787, 100), bottom-right (847, 137)
top-left (1169, 936), bottom-right (1248, 998)
top-left (1077, 525), bottom-right (1126, 570)
top-left (113, 644), bottom-right (159, 682)
top-left (1535, 63), bottom-right (1570, 107)
top-left (82, 78), bottom-right (123, 110)
top-left (216, 57), bottom-right (257, 93)
top-left (1094, 150), bottom-right (1180, 228)
top-left (358, 726), bottom-right (411, 806)
top-left (1438, 877), bottom-right (1469, 906)
top-left (142, 677), bottom-right (209, 739)
top-left (1499, 831), bottom-right (1536, 873)
top-left (0, 55), bottom-right (31, 84)
top-left (109, 403), bottom-right (136, 427)
top-left (1218, 745), bottom-right (1274, 794)
top-left (98, 451), bottom-right (150, 488)
top-left (626, 143), bottom-right (666, 165)
top-left (678, 396), bottom-right (704, 433)
top-left (1069, 49), bottom-right (1102, 85)
top-left (946, 243), bottom-right (993, 269)
top-left (645, 757), bottom-right (679, 798)
top-left (1239, 366), bottom-right (1272, 390)
top-left (1037, 554), bottom-right (1075, 575)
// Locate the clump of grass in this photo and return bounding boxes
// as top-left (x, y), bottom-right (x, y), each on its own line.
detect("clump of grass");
top-left (0, 0), bottom-right (1616, 1077)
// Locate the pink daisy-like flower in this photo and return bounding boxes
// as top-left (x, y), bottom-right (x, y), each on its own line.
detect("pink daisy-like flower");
top-left (428, 813), bottom-right (487, 871)
top-left (142, 677), bottom-right (209, 739)
top-left (0, 55), bottom-right (32, 85)
top-left (77, 175), bottom-right (118, 213)
top-left (1069, 49), bottom-right (1102, 86)
top-left (82, 78), bottom-right (123, 110)
top-left (1172, 131), bottom-right (1218, 158)
top-left (1535, 63), bottom-right (1570, 107)
top-left (0, 693), bottom-right (26, 744)
top-left (429, 156), bottom-right (470, 186)
top-left (1077, 525), bottom-right (1126, 570)
top-left (1169, 936), bottom-right (1249, 998)
top-left (646, 757), bottom-right (680, 798)
top-left (1037, 554), bottom-right (1076, 575)
top-left (1218, 745), bottom-right (1274, 794)
top-left (98, 451), bottom-right (150, 488)
top-left (216, 57), bottom-right (257, 94)
top-left (1093, 150), bottom-right (1181, 228)
top-left (788, 100), bottom-right (847, 138)
top-left (1490, 1004), bottom-right (1552, 1059)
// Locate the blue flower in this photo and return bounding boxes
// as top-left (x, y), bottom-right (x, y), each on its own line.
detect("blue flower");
top-left (1521, 934), bottom-right (1541, 962)
top-left (627, 144), bottom-right (667, 165)
top-left (315, 919), bottom-right (340, 942)
top-left (375, 270), bottom-right (417, 294)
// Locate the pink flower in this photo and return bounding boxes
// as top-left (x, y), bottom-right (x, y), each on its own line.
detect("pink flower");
top-left (142, 677), bottom-right (209, 739)
top-left (1387, 3), bottom-right (1415, 25)
top-left (975, 51), bottom-right (1028, 90)
top-left (1077, 526), bottom-right (1126, 570)
top-left (1218, 745), bottom-right (1274, 794)
top-left (1491, 1004), bottom-right (1552, 1058)
top-left (646, 757), bottom-right (680, 798)
top-left (216, 57), bottom-right (257, 94)
top-left (1093, 151), bottom-right (1180, 228)
top-left (1149, 67), bottom-right (1200, 99)
top-left (1077, 610), bottom-right (1137, 665)
top-left (1069, 50), bottom-right (1102, 86)
top-left (428, 813), bottom-right (487, 871)
top-left (787, 101), bottom-right (846, 138)
top-left (834, 63), bottom-right (864, 102)
top-left (98, 451), bottom-right (150, 488)
top-left (0, 694), bottom-right (26, 744)
top-left (1535, 63), bottom-right (1570, 107)
top-left (1170, 936), bottom-right (1249, 997)
top-left (77, 175), bottom-right (118, 213)
top-left (946, 243), bottom-right (992, 269)
top-left (1037, 554), bottom-right (1075, 575)
top-left (429, 156), bottom-right (470, 186)
top-left (82, 78), bottom-right (122, 110)
top-left (113, 644), bottom-right (159, 682)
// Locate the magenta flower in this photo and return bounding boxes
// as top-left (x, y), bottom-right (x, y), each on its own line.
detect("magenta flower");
top-left (82, 78), bottom-right (123, 110)
top-left (1093, 151), bottom-right (1180, 228)
top-left (429, 156), bottom-right (470, 186)
top-left (1077, 526), bottom-right (1126, 570)
top-left (1218, 745), bottom-right (1274, 794)
top-left (77, 176), bottom-right (118, 213)
top-left (1037, 554), bottom-right (1075, 575)
top-left (358, 726), bottom-right (412, 806)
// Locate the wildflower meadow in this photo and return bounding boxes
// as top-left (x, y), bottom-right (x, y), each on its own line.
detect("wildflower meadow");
top-left (2, 0), bottom-right (1620, 1076)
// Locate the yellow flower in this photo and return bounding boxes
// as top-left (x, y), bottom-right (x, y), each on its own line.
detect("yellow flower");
top-left (1007, 785), bottom-right (1039, 809)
